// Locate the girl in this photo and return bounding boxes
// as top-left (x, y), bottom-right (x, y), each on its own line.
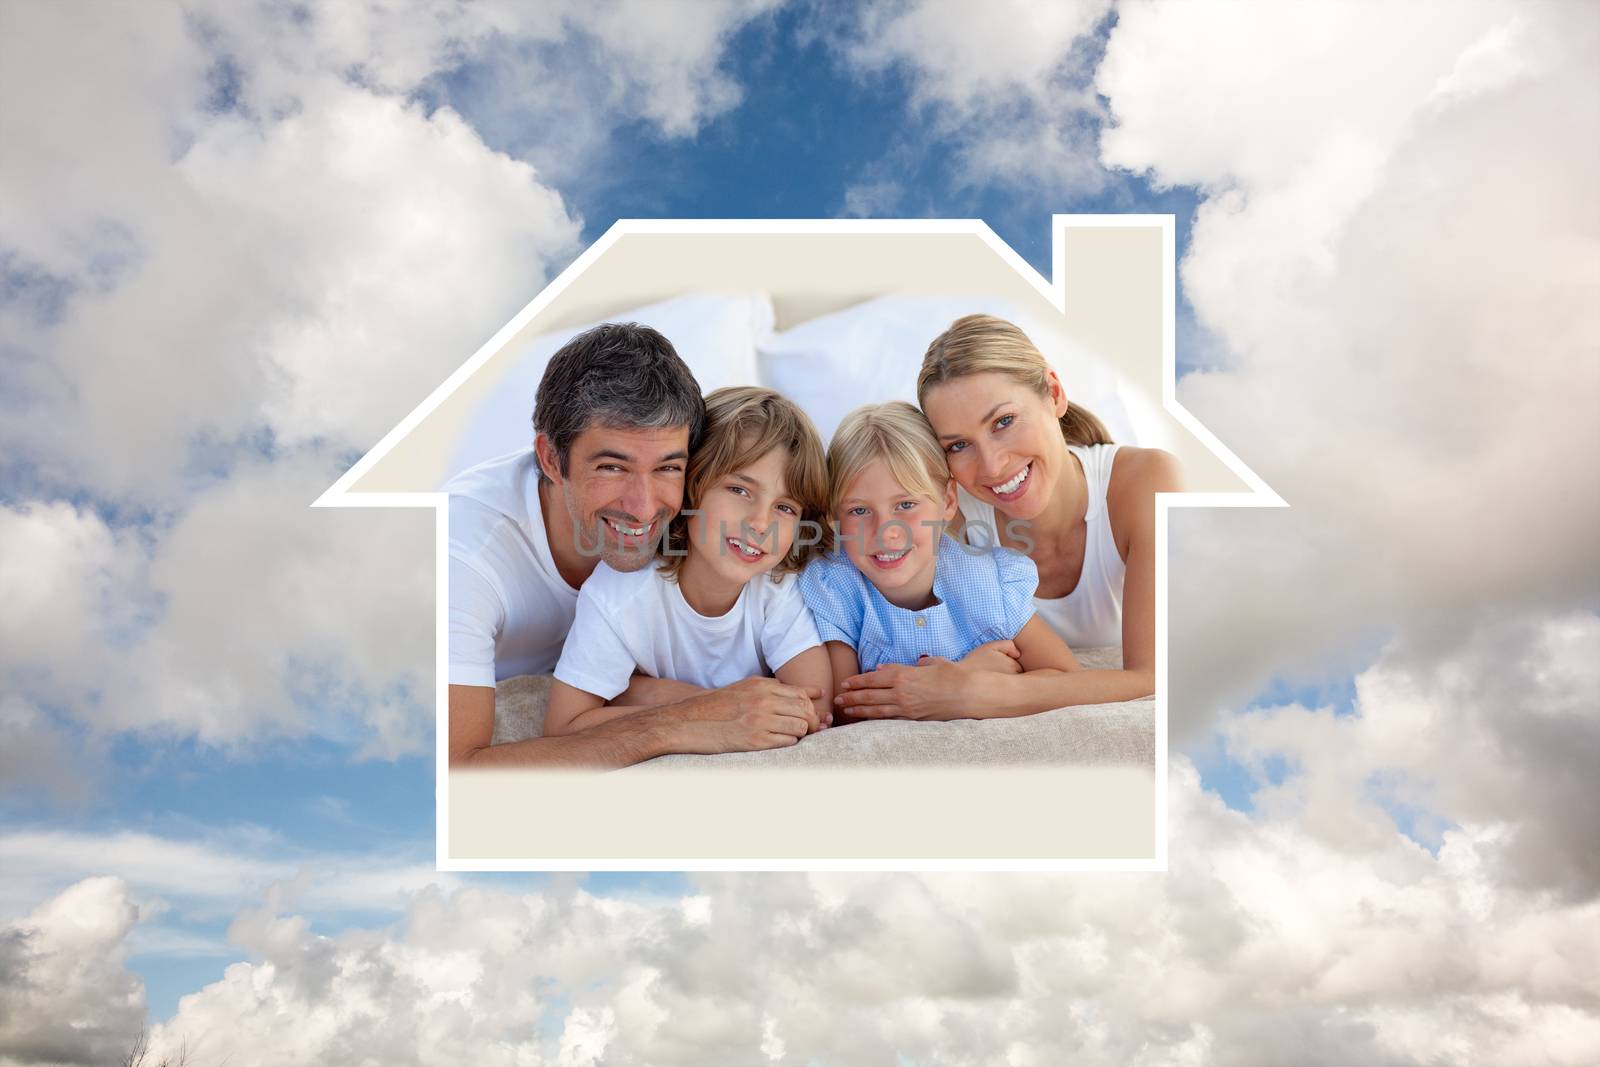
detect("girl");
top-left (546, 387), bottom-right (834, 741)
top-left (835, 314), bottom-right (1180, 720)
top-left (798, 401), bottom-right (1080, 722)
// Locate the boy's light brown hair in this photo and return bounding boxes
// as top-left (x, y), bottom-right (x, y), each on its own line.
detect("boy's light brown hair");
top-left (659, 386), bottom-right (833, 580)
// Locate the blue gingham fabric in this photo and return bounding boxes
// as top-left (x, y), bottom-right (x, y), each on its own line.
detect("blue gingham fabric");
top-left (797, 534), bottom-right (1039, 671)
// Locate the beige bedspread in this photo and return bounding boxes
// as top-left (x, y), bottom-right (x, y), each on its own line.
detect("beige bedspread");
top-left (492, 646), bottom-right (1154, 769)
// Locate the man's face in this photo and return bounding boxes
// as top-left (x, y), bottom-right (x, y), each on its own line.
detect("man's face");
top-left (544, 424), bottom-right (690, 572)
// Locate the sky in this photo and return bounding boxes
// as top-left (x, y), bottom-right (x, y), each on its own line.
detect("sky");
top-left (1, 1), bottom-right (1597, 1064)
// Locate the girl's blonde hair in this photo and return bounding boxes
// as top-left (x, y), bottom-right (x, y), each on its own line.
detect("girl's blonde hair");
top-left (917, 314), bottom-right (1113, 446)
top-left (660, 386), bottom-right (831, 580)
top-left (826, 402), bottom-right (959, 536)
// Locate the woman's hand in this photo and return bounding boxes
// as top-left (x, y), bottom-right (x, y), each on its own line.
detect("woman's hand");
top-left (834, 656), bottom-right (980, 721)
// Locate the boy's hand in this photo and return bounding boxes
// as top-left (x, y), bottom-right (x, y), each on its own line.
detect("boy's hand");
top-left (953, 640), bottom-right (1023, 675)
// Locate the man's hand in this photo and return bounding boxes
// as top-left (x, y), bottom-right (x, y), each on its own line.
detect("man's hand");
top-left (674, 677), bottom-right (825, 753)
top-left (955, 639), bottom-right (1023, 675)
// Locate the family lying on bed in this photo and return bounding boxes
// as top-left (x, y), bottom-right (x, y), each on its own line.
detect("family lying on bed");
top-left (447, 315), bottom-right (1178, 770)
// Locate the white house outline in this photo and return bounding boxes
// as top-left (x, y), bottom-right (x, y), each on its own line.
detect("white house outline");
top-left (315, 216), bottom-right (1285, 873)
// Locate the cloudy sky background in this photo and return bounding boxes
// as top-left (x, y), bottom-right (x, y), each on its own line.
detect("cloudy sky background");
top-left (2, 1), bottom-right (1597, 1063)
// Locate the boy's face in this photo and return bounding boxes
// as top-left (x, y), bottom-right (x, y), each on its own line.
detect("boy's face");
top-left (540, 423), bottom-right (690, 572)
top-left (836, 459), bottom-right (957, 607)
top-left (686, 445), bottom-right (802, 585)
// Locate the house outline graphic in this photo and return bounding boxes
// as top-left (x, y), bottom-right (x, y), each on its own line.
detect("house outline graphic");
top-left (316, 216), bottom-right (1284, 873)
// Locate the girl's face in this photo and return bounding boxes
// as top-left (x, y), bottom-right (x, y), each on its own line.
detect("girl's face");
top-left (686, 445), bottom-right (802, 587)
top-left (921, 370), bottom-right (1069, 522)
top-left (836, 459), bottom-right (956, 609)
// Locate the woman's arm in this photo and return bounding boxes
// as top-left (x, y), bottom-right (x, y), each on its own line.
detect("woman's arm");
top-left (1011, 614), bottom-right (1080, 673)
top-left (835, 654), bottom-right (1154, 720)
top-left (775, 645), bottom-right (834, 731)
top-left (1106, 446), bottom-right (1181, 691)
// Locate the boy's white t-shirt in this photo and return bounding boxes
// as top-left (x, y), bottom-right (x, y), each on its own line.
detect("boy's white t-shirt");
top-left (554, 562), bottom-right (823, 700)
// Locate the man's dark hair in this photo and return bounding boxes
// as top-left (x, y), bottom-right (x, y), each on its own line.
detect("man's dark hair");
top-left (532, 322), bottom-right (705, 482)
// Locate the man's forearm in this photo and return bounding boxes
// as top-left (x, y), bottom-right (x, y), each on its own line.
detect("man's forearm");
top-left (549, 698), bottom-right (670, 738)
top-left (457, 703), bottom-right (705, 770)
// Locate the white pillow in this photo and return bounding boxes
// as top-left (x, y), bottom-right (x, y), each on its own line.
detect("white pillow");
top-left (444, 292), bottom-right (774, 481)
top-left (756, 295), bottom-right (1138, 447)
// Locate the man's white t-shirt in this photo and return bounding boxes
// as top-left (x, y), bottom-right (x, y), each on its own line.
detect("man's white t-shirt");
top-left (554, 563), bottom-right (822, 700)
top-left (447, 449), bottom-right (580, 687)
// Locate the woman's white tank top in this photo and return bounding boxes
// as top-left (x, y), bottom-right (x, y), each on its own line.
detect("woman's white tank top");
top-left (957, 443), bottom-right (1125, 650)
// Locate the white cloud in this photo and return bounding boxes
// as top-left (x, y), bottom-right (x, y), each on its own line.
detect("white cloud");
top-left (1098, 1), bottom-right (1515, 192)
top-left (1223, 610), bottom-right (1600, 899)
top-left (824, 3), bottom-right (1600, 750)
top-left (1087, 1), bottom-right (1600, 726)
top-left (3, 4), bottom-right (1597, 1061)
top-left (0, 502), bottom-right (148, 689)
top-left (0, 1), bottom-right (582, 760)
top-left (0, 878), bottom-right (145, 1067)
top-left (836, 0), bottom-right (1113, 194)
top-left (0, 457), bottom-right (435, 752)
top-left (848, 0), bottom-right (1110, 113)
top-left (576, 0), bottom-right (782, 137)
top-left (123, 452), bottom-right (435, 752)
top-left (0, 697), bottom-right (93, 804)
top-left (0, 3), bottom-right (207, 281)
top-left (0, 0), bottom-right (772, 756)
top-left (178, 80), bottom-right (578, 455)
top-left (0, 827), bottom-right (458, 925)
top-left (838, 178), bottom-right (905, 217)
top-left (7, 695), bottom-right (1597, 1067)
top-left (9, 618), bottom-right (1597, 1064)
top-left (4, 54), bottom-right (580, 498)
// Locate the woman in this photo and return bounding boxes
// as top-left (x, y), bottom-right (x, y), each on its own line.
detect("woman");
top-left (833, 313), bottom-right (1180, 720)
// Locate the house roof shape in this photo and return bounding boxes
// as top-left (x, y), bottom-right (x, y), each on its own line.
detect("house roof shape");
top-left (316, 217), bottom-right (1282, 507)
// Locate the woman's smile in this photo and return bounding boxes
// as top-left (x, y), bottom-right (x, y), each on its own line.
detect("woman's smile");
top-left (985, 461), bottom-right (1032, 502)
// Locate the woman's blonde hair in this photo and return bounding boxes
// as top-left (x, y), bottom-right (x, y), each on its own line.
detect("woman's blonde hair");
top-left (659, 386), bottom-right (831, 580)
top-left (917, 314), bottom-right (1113, 446)
top-left (826, 402), bottom-right (959, 537)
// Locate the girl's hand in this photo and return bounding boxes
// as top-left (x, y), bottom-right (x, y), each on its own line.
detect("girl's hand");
top-left (957, 640), bottom-right (1023, 675)
top-left (834, 657), bottom-right (978, 721)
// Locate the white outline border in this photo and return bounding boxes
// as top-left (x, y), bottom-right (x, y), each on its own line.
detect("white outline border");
top-left (313, 216), bottom-right (1284, 873)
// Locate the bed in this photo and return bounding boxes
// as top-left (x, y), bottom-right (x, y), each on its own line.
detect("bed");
top-left (492, 646), bottom-right (1154, 770)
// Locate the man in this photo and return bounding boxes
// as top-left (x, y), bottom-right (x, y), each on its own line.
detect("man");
top-left (446, 322), bottom-right (822, 768)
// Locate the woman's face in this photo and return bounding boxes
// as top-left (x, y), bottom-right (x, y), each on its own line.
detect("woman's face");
top-left (921, 370), bottom-right (1068, 522)
top-left (836, 459), bottom-right (955, 608)
top-left (686, 445), bottom-right (802, 586)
